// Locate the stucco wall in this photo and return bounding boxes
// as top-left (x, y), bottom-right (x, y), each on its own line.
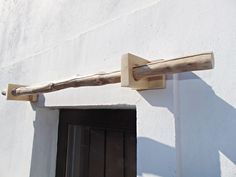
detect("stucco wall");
top-left (0, 0), bottom-right (235, 177)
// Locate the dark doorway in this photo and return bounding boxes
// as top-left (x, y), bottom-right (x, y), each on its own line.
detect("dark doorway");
top-left (55, 109), bottom-right (136, 177)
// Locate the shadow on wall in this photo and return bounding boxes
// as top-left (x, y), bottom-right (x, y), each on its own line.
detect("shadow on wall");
top-left (178, 72), bottom-right (236, 177)
top-left (139, 72), bottom-right (236, 177)
top-left (138, 74), bottom-right (175, 113)
top-left (29, 108), bottom-right (58, 177)
top-left (29, 111), bottom-right (176, 177)
top-left (137, 137), bottom-right (175, 177)
top-left (28, 73), bottom-right (236, 177)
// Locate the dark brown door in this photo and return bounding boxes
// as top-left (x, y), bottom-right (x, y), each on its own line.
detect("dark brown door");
top-left (56, 109), bottom-right (136, 177)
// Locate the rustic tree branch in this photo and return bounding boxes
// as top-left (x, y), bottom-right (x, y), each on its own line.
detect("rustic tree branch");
top-left (133, 52), bottom-right (214, 80)
top-left (1, 52), bottom-right (214, 96)
top-left (11, 71), bottom-right (121, 96)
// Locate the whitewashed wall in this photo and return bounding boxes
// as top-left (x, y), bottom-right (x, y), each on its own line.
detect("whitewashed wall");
top-left (0, 0), bottom-right (235, 177)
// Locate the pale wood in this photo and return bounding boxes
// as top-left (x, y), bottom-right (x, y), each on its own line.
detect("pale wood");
top-left (121, 53), bottom-right (165, 90)
top-left (133, 52), bottom-right (214, 80)
top-left (6, 84), bottom-right (38, 102)
top-left (2, 52), bottom-right (214, 98)
top-left (11, 71), bottom-right (121, 96)
top-left (147, 75), bottom-right (166, 89)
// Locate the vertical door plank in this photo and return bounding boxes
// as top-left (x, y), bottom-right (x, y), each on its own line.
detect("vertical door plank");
top-left (66, 126), bottom-right (90, 177)
top-left (66, 125), bottom-right (82, 177)
top-left (56, 117), bottom-right (69, 177)
top-left (78, 127), bottom-right (90, 177)
top-left (89, 129), bottom-right (105, 177)
top-left (125, 132), bottom-right (136, 177)
top-left (106, 131), bottom-right (124, 177)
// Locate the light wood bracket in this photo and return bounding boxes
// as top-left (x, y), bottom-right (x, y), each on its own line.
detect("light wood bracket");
top-left (6, 84), bottom-right (38, 102)
top-left (121, 53), bottom-right (166, 90)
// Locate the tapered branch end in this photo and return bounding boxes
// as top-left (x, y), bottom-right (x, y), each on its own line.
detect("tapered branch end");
top-left (1, 90), bottom-right (6, 96)
top-left (4, 84), bottom-right (38, 102)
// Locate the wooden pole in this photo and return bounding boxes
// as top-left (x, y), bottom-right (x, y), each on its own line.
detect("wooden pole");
top-left (11, 71), bottom-right (121, 96)
top-left (133, 52), bottom-right (214, 80)
top-left (2, 52), bottom-right (214, 96)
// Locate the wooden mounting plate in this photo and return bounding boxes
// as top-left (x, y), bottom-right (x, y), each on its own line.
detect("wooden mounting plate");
top-left (121, 53), bottom-right (165, 90)
top-left (6, 84), bottom-right (38, 102)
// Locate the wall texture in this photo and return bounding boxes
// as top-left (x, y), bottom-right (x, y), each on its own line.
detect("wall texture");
top-left (0, 0), bottom-right (235, 177)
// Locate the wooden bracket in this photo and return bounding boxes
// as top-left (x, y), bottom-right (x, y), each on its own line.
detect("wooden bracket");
top-left (6, 84), bottom-right (38, 102)
top-left (121, 53), bottom-right (166, 90)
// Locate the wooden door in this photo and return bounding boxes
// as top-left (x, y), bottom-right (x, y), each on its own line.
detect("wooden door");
top-left (56, 109), bottom-right (136, 177)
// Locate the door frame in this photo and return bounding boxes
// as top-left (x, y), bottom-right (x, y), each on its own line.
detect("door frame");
top-left (55, 109), bottom-right (136, 177)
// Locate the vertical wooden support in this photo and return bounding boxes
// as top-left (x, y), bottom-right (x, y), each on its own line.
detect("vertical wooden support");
top-left (121, 53), bottom-right (165, 90)
top-left (6, 84), bottom-right (38, 102)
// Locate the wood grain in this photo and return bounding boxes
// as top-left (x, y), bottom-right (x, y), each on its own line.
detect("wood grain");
top-left (3, 52), bottom-right (214, 96)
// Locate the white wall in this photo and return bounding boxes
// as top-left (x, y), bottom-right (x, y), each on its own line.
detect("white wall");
top-left (0, 0), bottom-right (235, 177)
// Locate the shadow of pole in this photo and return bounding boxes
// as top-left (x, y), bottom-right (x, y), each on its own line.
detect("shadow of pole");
top-left (137, 72), bottom-right (236, 177)
top-left (29, 108), bottom-right (59, 177)
top-left (137, 137), bottom-right (175, 177)
top-left (28, 72), bottom-right (236, 177)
